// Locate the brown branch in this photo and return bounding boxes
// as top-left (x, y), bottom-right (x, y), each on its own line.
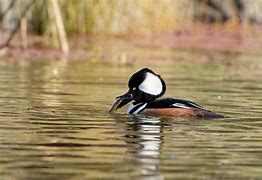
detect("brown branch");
top-left (50, 0), bottom-right (69, 54)
top-left (0, 0), bottom-right (35, 50)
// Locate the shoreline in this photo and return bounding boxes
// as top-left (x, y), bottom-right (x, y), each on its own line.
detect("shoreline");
top-left (1, 25), bottom-right (262, 62)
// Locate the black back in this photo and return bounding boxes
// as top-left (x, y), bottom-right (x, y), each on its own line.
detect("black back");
top-left (146, 98), bottom-right (208, 111)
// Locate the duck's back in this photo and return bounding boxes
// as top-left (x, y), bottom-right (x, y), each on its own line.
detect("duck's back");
top-left (142, 98), bottom-right (225, 119)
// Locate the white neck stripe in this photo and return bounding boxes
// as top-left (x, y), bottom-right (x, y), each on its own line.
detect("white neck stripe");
top-left (133, 103), bottom-right (147, 114)
top-left (128, 103), bottom-right (147, 114)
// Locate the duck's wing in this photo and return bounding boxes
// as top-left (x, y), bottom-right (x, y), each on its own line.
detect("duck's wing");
top-left (144, 98), bottom-right (225, 119)
top-left (146, 98), bottom-right (207, 110)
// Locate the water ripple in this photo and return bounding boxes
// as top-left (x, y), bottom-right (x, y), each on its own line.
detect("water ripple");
top-left (0, 58), bottom-right (262, 179)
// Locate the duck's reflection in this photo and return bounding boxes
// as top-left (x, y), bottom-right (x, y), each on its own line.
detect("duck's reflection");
top-left (114, 114), bottom-right (169, 177)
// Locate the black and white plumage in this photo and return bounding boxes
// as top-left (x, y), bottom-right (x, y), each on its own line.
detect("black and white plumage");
top-left (109, 68), bottom-right (224, 119)
top-left (127, 98), bottom-right (205, 114)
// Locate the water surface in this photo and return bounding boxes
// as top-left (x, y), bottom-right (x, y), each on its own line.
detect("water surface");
top-left (0, 52), bottom-right (262, 179)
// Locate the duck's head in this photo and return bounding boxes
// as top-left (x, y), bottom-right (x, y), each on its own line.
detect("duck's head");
top-left (109, 68), bottom-right (166, 113)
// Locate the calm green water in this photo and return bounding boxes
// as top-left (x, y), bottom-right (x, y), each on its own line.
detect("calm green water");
top-left (0, 52), bottom-right (262, 179)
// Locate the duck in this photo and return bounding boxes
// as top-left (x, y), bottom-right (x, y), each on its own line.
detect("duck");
top-left (109, 68), bottom-right (225, 119)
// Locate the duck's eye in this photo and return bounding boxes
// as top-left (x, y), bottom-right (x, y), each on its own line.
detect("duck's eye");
top-left (132, 87), bottom-right (136, 91)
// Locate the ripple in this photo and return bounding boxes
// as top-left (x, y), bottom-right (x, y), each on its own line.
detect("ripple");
top-left (1, 58), bottom-right (262, 179)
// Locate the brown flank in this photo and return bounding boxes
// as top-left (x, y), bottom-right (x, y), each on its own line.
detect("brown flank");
top-left (141, 108), bottom-right (224, 119)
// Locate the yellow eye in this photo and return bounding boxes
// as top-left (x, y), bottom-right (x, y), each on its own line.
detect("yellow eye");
top-left (132, 87), bottom-right (136, 91)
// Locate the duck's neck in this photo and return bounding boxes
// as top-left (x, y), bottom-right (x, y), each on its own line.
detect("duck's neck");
top-left (128, 102), bottom-right (147, 114)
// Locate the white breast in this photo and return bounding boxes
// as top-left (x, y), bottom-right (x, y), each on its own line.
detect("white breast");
top-left (138, 72), bottom-right (162, 95)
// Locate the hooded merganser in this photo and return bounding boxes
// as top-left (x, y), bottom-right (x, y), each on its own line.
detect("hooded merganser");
top-left (109, 68), bottom-right (225, 119)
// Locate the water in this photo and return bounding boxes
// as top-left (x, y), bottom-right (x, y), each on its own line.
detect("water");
top-left (0, 52), bottom-right (262, 179)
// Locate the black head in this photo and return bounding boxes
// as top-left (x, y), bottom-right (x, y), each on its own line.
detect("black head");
top-left (109, 68), bottom-right (166, 113)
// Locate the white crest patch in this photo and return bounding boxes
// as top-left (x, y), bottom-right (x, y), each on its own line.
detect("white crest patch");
top-left (138, 72), bottom-right (162, 95)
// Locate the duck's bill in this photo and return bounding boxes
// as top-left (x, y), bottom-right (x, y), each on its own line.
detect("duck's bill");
top-left (108, 97), bottom-right (122, 113)
top-left (108, 91), bottom-right (133, 113)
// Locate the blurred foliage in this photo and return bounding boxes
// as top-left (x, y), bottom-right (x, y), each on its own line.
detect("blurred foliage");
top-left (1, 0), bottom-right (193, 35)
top-left (31, 0), bottom-right (48, 34)
top-left (55, 0), bottom-right (192, 35)
top-left (1, 0), bottom-right (262, 36)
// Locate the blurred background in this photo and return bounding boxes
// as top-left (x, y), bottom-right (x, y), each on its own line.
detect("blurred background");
top-left (1, 1), bottom-right (262, 179)
top-left (1, 0), bottom-right (262, 60)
